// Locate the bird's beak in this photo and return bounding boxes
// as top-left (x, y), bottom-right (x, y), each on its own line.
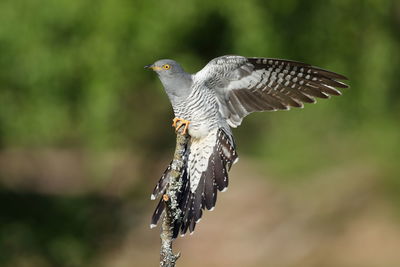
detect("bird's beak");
top-left (144, 64), bottom-right (162, 71)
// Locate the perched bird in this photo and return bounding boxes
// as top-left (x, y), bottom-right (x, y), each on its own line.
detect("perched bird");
top-left (146, 55), bottom-right (348, 238)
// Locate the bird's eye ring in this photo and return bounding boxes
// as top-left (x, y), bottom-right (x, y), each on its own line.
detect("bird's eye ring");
top-left (163, 64), bottom-right (171, 70)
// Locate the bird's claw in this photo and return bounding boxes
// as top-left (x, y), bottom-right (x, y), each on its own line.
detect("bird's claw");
top-left (172, 117), bottom-right (190, 135)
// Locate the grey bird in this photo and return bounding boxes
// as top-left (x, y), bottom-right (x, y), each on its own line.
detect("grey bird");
top-left (146, 55), bottom-right (348, 238)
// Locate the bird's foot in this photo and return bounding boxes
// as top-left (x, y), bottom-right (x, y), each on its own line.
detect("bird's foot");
top-left (172, 117), bottom-right (190, 135)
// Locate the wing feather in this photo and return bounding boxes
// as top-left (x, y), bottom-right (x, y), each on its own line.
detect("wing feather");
top-left (196, 55), bottom-right (349, 127)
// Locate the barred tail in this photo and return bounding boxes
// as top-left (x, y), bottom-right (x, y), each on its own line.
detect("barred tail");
top-left (150, 128), bottom-right (238, 238)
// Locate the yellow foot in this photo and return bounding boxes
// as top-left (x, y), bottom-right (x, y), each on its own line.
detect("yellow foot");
top-left (172, 117), bottom-right (191, 135)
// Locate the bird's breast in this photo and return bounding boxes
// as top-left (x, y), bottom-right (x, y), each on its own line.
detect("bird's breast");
top-left (173, 85), bottom-right (220, 139)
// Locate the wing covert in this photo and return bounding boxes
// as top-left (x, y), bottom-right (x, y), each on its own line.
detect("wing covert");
top-left (196, 55), bottom-right (349, 127)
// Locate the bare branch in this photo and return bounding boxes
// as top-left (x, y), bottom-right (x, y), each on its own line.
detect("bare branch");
top-left (159, 128), bottom-right (189, 267)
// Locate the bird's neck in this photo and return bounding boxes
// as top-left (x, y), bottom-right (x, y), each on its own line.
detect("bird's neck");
top-left (160, 73), bottom-right (193, 100)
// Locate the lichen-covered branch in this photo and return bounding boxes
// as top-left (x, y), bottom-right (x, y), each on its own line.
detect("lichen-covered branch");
top-left (160, 129), bottom-right (189, 267)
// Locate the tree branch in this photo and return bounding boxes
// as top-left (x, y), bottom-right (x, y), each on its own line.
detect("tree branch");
top-left (159, 129), bottom-right (189, 267)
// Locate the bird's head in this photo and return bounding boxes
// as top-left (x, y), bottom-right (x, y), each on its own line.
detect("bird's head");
top-left (144, 59), bottom-right (185, 77)
top-left (145, 59), bottom-right (193, 99)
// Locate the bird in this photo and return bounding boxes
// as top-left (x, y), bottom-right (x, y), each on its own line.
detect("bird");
top-left (146, 55), bottom-right (348, 238)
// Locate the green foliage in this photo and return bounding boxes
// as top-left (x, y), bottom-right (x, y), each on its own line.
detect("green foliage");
top-left (0, 190), bottom-right (131, 267)
top-left (1, 0), bottom-right (399, 151)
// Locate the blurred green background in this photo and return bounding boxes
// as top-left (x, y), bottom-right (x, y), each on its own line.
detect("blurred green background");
top-left (1, 0), bottom-right (400, 266)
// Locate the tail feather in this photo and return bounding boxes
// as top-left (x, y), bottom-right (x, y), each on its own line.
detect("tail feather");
top-left (217, 129), bottom-right (238, 171)
top-left (213, 150), bottom-right (228, 191)
top-left (151, 161), bottom-right (172, 200)
top-left (151, 197), bottom-right (165, 227)
top-left (181, 195), bottom-right (194, 235)
top-left (178, 168), bottom-right (190, 210)
top-left (189, 218), bottom-right (196, 233)
top-left (193, 177), bottom-right (204, 223)
top-left (203, 166), bottom-right (215, 210)
top-left (150, 128), bottom-right (238, 237)
top-left (172, 219), bottom-right (182, 238)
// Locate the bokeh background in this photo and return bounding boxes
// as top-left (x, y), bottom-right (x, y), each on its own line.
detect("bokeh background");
top-left (1, 0), bottom-right (400, 266)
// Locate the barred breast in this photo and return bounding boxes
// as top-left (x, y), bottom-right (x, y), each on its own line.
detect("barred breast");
top-left (172, 83), bottom-right (221, 139)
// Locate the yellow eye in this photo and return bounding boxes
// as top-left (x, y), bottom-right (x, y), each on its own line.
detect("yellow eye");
top-left (163, 64), bottom-right (171, 70)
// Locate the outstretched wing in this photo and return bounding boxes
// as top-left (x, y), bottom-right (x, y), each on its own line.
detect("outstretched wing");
top-left (195, 55), bottom-right (349, 127)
